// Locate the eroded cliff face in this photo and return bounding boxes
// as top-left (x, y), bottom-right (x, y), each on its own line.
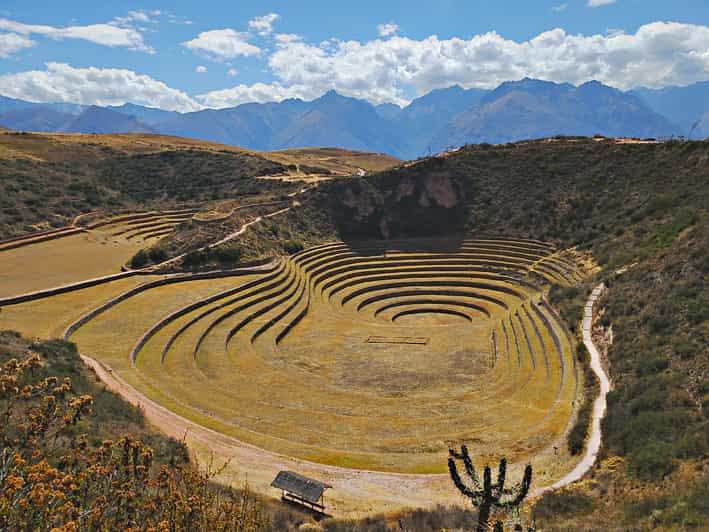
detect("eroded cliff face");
top-left (331, 164), bottom-right (471, 239)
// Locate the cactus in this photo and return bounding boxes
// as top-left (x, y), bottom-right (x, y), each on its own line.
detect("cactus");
top-left (448, 445), bottom-right (532, 532)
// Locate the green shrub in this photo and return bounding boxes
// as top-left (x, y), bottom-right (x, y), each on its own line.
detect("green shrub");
top-left (130, 249), bottom-right (149, 268)
top-left (213, 246), bottom-right (241, 264)
top-left (533, 489), bottom-right (594, 521)
top-left (148, 247), bottom-right (168, 263)
top-left (283, 239), bottom-right (304, 254)
top-left (183, 249), bottom-right (209, 267)
top-left (635, 354), bottom-right (669, 377)
top-left (686, 299), bottom-right (709, 325)
top-left (627, 441), bottom-right (676, 481)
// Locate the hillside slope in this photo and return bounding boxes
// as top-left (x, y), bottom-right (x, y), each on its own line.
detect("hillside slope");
top-left (0, 131), bottom-right (399, 238)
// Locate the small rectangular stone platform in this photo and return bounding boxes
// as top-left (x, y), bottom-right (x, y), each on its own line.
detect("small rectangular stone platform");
top-left (366, 336), bottom-right (430, 345)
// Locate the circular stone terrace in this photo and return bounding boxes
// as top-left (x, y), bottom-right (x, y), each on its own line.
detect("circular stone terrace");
top-left (69, 236), bottom-right (583, 474)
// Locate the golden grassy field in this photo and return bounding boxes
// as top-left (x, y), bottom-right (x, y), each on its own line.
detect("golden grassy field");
top-left (61, 236), bottom-right (583, 475)
top-left (265, 147), bottom-right (401, 178)
top-left (0, 232), bottom-right (143, 297)
top-left (0, 276), bottom-right (154, 338)
top-left (0, 208), bottom-right (199, 298)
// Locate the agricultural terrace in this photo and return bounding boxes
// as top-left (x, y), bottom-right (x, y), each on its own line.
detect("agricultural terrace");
top-left (62, 236), bottom-right (584, 476)
top-left (0, 207), bottom-right (196, 297)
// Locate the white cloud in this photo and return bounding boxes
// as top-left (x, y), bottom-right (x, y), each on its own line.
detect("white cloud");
top-left (167, 13), bottom-right (192, 25)
top-left (588, 0), bottom-right (617, 6)
top-left (248, 13), bottom-right (279, 36)
top-left (197, 82), bottom-right (317, 108)
top-left (0, 32), bottom-right (35, 58)
top-left (227, 68), bottom-right (238, 76)
top-left (249, 21), bottom-right (709, 105)
top-left (552, 3), bottom-right (568, 12)
top-left (377, 23), bottom-right (398, 37)
top-left (182, 29), bottom-right (260, 61)
top-left (275, 33), bottom-right (302, 44)
top-left (0, 62), bottom-right (202, 112)
top-left (113, 10), bottom-right (154, 25)
top-left (3, 20), bottom-right (708, 111)
top-left (0, 17), bottom-right (153, 52)
top-left (195, 65), bottom-right (207, 73)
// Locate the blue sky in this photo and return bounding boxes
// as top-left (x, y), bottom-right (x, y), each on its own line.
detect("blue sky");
top-left (0, 0), bottom-right (707, 111)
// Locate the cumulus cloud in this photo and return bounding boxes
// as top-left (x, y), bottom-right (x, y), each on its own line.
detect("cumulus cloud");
top-left (248, 13), bottom-right (279, 36)
top-left (260, 21), bottom-right (709, 105)
top-left (227, 68), bottom-right (238, 76)
top-left (0, 32), bottom-right (35, 57)
top-left (588, 0), bottom-right (617, 6)
top-left (4, 20), bottom-right (708, 111)
top-left (552, 4), bottom-right (568, 12)
top-left (195, 65), bottom-right (207, 73)
top-left (377, 23), bottom-right (398, 37)
top-left (182, 29), bottom-right (260, 61)
top-left (0, 17), bottom-right (153, 52)
top-left (0, 63), bottom-right (202, 112)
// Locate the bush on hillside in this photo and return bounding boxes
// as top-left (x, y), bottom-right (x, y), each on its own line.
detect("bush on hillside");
top-left (130, 249), bottom-right (150, 268)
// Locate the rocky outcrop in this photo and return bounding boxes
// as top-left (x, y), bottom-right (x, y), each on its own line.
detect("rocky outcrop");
top-left (330, 159), bottom-right (471, 239)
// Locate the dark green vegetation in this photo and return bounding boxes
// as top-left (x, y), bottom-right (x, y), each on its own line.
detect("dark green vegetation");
top-left (155, 199), bottom-right (340, 270)
top-left (99, 149), bottom-right (286, 202)
top-left (448, 446), bottom-right (532, 531)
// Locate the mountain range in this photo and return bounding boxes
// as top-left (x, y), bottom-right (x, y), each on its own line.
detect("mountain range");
top-left (1, 78), bottom-right (706, 159)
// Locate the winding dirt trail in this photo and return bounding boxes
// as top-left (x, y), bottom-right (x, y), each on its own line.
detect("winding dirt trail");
top-left (537, 283), bottom-right (611, 493)
top-left (147, 195), bottom-right (302, 271)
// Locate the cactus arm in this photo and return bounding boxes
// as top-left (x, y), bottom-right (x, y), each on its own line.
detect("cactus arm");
top-left (461, 445), bottom-right (481, 488)
top-left (448, 457), bottom-right (481, 501)
top-left (449, 445), bottom-right (481, 489)
top-left (500, 464), bottom-right (533, 509)
top-left (494, 457), bottom-right (507, 496)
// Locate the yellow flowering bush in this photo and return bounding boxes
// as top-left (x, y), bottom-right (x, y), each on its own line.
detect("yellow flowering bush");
top-left (0, 347), bottom-right (268, 531)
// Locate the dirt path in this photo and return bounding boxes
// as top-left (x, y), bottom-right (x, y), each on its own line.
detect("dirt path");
top-left (150, 205), bottom-right (293, 270)
top-left (538, 283), bottom-right (610, 493)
